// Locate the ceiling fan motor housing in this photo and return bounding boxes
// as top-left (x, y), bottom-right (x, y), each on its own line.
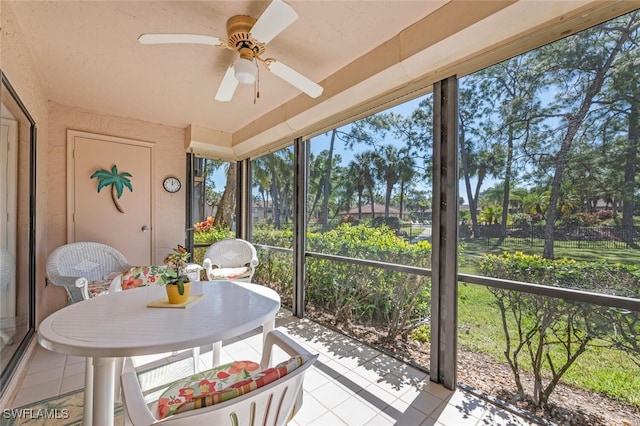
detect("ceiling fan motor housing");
top-left (227, 15), bottom-right (265, 60)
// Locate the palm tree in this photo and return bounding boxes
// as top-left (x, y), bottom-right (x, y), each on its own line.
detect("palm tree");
top-left (347, 159), bottom-right (367, 219)
top-left (397, 149), bottom-right (416, 219)
top-left (253, 158), bottom-right (272, 215)
top-left (373, 145), bottom-right (408, 217)
top-left (90, 165), bottom-right (133, 213)
top-left (355, 151), bottom-right (378, 218)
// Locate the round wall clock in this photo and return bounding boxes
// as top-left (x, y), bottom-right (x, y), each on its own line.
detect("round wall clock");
top-left (163, 176), bottom-right (181, 193)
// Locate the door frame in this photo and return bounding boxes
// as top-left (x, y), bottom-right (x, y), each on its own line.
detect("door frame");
top-left (66, 130), bottom-right (156, 261)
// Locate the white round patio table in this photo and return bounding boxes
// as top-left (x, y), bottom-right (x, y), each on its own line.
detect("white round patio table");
top-left (38, 280), bottom-right (280, 426)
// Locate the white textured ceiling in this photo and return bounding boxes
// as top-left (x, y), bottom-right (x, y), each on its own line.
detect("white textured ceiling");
top-left (7, 1), bottom-right (636, 159)
top-left (9, 1), bottom-right (442, 130)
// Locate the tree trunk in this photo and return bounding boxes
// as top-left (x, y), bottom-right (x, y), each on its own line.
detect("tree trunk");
top-left (622, 82), bottom-right (639, 248)
top-left (111, 185), bottom-right (124, 213)
top-left (459, 126), bottom-right (480, 237)
top-left (501, 129), bottom-right (514, 238)
top-left (269, 162), bottom-right (281, 228)
top-left (321, 130), bottom-right (336, 232)
top-left (543, 30), bottom-right (629, 258)
top-left (214, 162), bottom-right (237, 229)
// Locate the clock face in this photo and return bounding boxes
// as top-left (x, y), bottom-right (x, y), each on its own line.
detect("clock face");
top-left (163, 177), bottom-right (181, 193)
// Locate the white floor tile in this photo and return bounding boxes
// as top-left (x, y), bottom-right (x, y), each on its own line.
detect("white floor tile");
top-left (431, 400), bottom-right (482, 426)
top-left (307, 411), bottom-right (349, 425)
top-left (409, 390), bottom-right (446, 416)
top-left (291, 393), bottom-right (330, 425)
top-left (21, 366), bottom-right (64, 388)
top-left (9, 316), bottom-right (538, 426)
top-left (59, 372), bottom-right (85, 393)
top-left (12, 378), bottom-right (60, 407)
top-left (63, 359), bottom-right (86, 376)
top-left (303, 366), bottom-right (332, 392)
top-left (332, 394), bottom-right (379, 426)
top-left (383, 404), bottom-right (430, 425)
top-left (27, 348), bottom-right (66, 374)
top-left (313, 380), bottom-right (356, 409)
top-left (364, 412), bottom-right (396, 426)
top-left (442, 389), bottom-right (487, 419)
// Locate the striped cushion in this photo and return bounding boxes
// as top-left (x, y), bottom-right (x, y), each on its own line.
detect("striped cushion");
top-left (86, 280), bottom-right (112, 298)
top-left (157, 356), bottom-right (307, 419)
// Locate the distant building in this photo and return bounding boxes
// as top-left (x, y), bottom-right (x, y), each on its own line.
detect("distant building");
top-left (344, 203), bottom-right (401, 219)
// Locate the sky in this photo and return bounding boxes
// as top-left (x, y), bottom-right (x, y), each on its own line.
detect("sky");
top-left (208, 93), bottom-right (494, 205)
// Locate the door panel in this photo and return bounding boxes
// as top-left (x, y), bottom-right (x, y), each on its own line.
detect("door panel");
top-left (68, 132), bottom-right (153, 265)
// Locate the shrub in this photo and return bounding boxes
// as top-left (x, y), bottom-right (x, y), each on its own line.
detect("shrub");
top-left (252, 223), bottom-right (433, 342)
top-left (479, 252), bottom-right (640, 407)
top-left (371, 216), bottom-right (400, 231)
top-left (511, 213), bottom-right (532, 227)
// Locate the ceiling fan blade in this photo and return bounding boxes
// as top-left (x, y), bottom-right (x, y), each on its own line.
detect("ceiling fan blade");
top-left (250, 0), bottom-right (298, 44)
top-left (214, 66), bottom-right (239, 102)
top-left (138, 34), bottom-right (222, 46)
top-left (268, 60), bottom-right (323, 98)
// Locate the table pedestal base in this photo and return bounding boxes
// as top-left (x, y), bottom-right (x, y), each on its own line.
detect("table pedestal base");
top-left (84, 357), bottom-right (116, 426)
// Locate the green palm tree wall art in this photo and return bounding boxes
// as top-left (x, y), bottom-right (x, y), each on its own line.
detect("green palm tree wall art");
top-left (90, 165), bottom-right (133, 213)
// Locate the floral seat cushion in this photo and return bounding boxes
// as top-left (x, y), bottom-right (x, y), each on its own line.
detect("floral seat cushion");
top-left (86, 280), bottom-right (112, 298)
top-left (157, 355), bottom-right (307, 419)
top-left (207, 266), bottom-right (252, 281)
top-left (120, 265), bottom-right (171, 290)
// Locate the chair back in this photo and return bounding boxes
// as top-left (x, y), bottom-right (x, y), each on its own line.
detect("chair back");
top-left (202, 239), bottom-right (259, 282)
top-left (203, 239), bottom-right (257, 269)
top-left (46, 242), bottom-right (131, 302)
top-left (121, 330), bottom-right (317, 426)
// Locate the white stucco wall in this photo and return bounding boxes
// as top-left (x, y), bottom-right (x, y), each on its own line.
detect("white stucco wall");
top-left (1, 2), bottom-right (53, 321)
top-left (2, 1), bottom-right (188, 320)
top-left (47, 102), bottom-right (187, 268)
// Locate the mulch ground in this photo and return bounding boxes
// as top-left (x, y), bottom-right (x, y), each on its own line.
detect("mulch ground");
top-left (305, 309), bottom-right (640, 426)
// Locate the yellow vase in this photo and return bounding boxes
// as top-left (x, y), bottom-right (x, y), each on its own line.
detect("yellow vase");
top-left (165, 282), bottom-right (191, 304)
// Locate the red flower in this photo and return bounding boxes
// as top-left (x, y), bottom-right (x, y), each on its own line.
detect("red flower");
top-left (158, 398), bottom-right (171, 418)
top-left (198, 379), bottom-right (217, 394)
top-left (216, 371), bottom-right (230, 379)
top-left (122, 277), bottom-right (143, 290)
top-left (229, 361), bottom-right (260, 374)
top-left (178, 387), bottom-right (195, 399)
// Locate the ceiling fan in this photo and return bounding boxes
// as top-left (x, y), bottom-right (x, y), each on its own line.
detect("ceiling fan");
top-left (138, 0), bottom-right (323, 102)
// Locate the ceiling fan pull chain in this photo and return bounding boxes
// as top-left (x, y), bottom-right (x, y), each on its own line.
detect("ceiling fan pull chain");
top-left (254, 59), bottom-right (260, 104)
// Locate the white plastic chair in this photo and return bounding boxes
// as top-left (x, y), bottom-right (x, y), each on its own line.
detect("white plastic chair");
top-left (45, 242), bottom-right (131, 303)
top-left (121, 330), bottom-right (317, 426)
top-left (202, 239), bottom-right (259, 282)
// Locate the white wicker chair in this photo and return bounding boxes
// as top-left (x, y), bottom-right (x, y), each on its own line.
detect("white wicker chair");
top-left (202, 239), bottom-right (259, 282)
top-left (45, 242), bottom-right (131, 304)
top-left (120, 330), bottom-right (317, 426)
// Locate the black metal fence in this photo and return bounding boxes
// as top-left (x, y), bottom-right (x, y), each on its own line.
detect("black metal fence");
top-left (479, 224), bottom-right (640, 249)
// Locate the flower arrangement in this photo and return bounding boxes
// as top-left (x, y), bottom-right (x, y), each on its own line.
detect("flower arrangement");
top-left (163, 245), bottom-right (192, 295)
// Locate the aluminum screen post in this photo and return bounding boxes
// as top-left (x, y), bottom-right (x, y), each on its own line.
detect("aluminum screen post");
top-left (236, 159), bottom-right (251, 240)
top-left (293, 137), bottom-right (307, 318)
top-left (430, 76), bottom-right (459, 390)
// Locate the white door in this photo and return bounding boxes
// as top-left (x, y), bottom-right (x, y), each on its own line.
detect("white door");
top-left (67, 130), bottom-right (154, 265)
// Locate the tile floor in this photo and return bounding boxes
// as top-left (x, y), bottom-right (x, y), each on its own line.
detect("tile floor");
top-left (9, 312), bottom-right (538, 425)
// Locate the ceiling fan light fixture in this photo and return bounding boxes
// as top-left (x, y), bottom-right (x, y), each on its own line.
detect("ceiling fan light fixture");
top-left (233, 57), bottom-right (258, 84)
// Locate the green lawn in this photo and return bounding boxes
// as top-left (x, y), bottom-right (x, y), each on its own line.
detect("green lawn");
top-left (456, 241), bottom-right (640, 408)
top-left (460, 238), bottom-right (639, 266)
